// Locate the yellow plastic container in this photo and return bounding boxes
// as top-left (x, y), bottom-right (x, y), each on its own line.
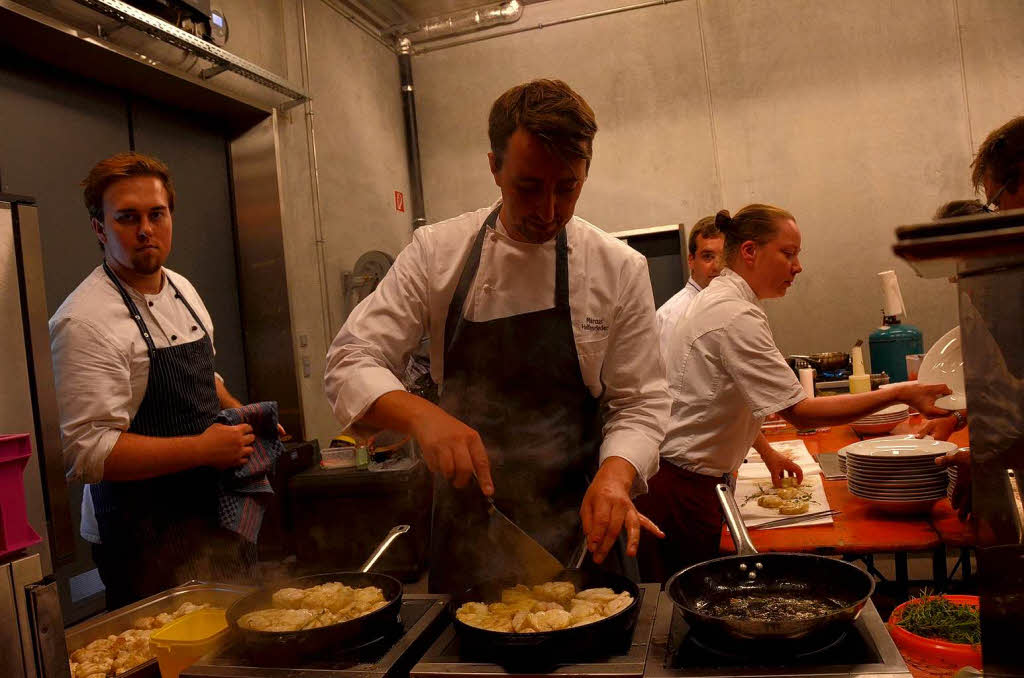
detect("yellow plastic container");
top-left (150, 608), bottom-right (228, 678)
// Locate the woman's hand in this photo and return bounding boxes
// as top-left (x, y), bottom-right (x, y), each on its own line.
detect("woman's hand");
top-left (916, 414), bottom-right (957, 441)
top-left (936, 449), bottom-right (971, 521)
top-left (762, 447), bottom-right (804, 487)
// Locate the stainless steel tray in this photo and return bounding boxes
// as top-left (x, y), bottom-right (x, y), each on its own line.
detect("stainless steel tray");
top-left (65, 581), bottom-right (250, 677)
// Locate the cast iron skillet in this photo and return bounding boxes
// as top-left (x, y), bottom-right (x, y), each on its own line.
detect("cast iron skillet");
top-left (666, 485), bottom-right (875, 651)
top-left (226, 525), bottom-right (408, 657)
top-left (449, 563), bottom-right (641, 661)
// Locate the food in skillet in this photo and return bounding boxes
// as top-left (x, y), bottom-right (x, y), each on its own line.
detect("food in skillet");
top-left (238, 582), bottom-right (388, 632)
top-left (456, 582), bottom-right (633, 632)
top-left (68, 602), bottom-right (210, 678)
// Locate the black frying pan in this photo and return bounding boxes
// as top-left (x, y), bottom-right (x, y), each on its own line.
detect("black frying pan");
top-left (666, 485), bottom-right (874, 650)
top-left (449, 566), bottom-right (641, 661)
top-left (226, 525), bottom-right (408, 657)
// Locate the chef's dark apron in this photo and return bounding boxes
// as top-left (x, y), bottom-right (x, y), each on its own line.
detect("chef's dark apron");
top-left (428, 205), bottom-right (637, 594)
top-left (90, 263), bottom-right (251, 608)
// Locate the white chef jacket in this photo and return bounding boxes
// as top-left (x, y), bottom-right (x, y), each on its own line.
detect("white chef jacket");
top-left (656, 277), bottom-right (703, 362)
top-left (49, 265), bottom-right (218, 542)
top-left (660, 268), bottom-right (805, 477)
top-left (324, 204), bottom-right (670, 492)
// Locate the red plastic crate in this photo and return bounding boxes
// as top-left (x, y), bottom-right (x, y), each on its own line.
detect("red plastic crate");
top-left (0, 434), bottom-right (42, 558)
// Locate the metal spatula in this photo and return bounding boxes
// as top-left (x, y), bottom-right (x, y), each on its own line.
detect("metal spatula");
top-left (486, 496), bottom-right (566, 583)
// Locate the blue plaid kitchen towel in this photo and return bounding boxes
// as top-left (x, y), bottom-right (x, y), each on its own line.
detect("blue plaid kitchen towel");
top-left (216, 401), bottom-right (284, 542)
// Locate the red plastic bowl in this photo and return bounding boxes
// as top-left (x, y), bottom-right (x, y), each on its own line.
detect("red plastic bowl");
top-left (888, 595), bottom-right (982, 674)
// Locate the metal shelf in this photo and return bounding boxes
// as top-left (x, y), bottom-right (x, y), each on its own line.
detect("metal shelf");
top-left (73, 0), bottom-right (307, 105)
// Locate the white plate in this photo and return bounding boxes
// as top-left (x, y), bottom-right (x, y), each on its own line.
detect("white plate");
top-left (846, 458), bottom-right (946, 470)
top-left (847, 476), bottom-right (948, 488)
top-left (935, 394), bottom-right (967, 410)
top-left (855, 404), bottom-right (910, 420)
top-left (918, 326), bottom-right (967, 408)
top-left (845, 438), bottom-right (957, 459)
top-left (849, 486), bottom-right (947, 499)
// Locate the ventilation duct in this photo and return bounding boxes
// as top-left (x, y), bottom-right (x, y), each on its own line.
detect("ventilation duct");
top-left (396, 0), bottom-right (522, 44)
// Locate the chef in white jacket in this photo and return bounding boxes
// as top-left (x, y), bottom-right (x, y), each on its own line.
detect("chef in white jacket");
top-left (324, 79), bottom-right (669, 592)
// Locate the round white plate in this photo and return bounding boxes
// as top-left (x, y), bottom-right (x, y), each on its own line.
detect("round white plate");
top-left (918, 326), bottom-right (966, 407)
top-left (845, 438), bottom-right (957, 459)
top-left (847, 475), bottom-right (948, 488)
top-left (935, 393), bottom-right (967, 410)
top-left (849, 486), bottom-right (946, 500)
top-left (846, 458), bottom-right (946, 470)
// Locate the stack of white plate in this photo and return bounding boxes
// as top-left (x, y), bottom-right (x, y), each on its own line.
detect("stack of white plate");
top-left (948, 465), bottom-right (958, 498)
top-left (844, 437), bottom-right (957, 514)
top-left (850, 403), bottom-right (910, 435)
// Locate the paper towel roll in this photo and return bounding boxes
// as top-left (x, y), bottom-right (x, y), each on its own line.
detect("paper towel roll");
top-left (799, 368), bottom-right (815, 399)
top-left (878, 270), bottom-right (906, 318)
top-left (851, 345), bottom-right (866, 376)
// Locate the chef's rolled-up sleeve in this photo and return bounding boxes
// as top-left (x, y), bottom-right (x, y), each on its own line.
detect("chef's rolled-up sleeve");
top-left (721, 309), bottom-right (805, 419)
top-left (597, 256), bottom-right (670, 495)
top-left (324, 232), bottom-right (431, 430)
top-left (50, 317), bottom-right (132, 484)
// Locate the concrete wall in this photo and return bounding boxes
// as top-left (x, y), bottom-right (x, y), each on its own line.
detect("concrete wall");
top-left (412, 0), bottom-right (1024, 361)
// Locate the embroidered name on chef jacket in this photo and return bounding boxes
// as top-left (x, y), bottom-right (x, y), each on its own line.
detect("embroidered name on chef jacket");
top-left (581, 316), bottom-right (609, 332)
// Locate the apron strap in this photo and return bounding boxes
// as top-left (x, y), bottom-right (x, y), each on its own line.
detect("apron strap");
top-left (164, 275), bottom-right (211, 336)
top-left (102, 261), bottom-right (156, 358)
top-left (443, 205), bottom-right (573, 353)
top-left (444, 206), bottom-right (497, 357)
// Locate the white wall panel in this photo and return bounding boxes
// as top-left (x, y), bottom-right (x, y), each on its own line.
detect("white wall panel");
top-left (957, 0), bottom-right (1024, 159)
top-left (414, 0), bottom-right (719, 230)
top-left (699, 0), bottom-right (965, 357)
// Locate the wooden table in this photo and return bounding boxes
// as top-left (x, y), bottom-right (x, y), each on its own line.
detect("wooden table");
top-left (719, 416), bottom-right (975, 591)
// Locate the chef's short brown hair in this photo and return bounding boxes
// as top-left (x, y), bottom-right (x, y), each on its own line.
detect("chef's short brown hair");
top-left (715, 204), bottom-right (795, 262)
top-left (971, 115), bottom-right (1024, 193)
top-left (934, 199), bottom-right (986, 219)
top-left (687, 216), bottom-right (722, 256)
top-left (488, 79), bottom-right (597, 172)
top-left (82, 152), bottom-right (176, 221)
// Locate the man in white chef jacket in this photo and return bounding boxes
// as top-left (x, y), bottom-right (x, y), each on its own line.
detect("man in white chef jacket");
top-left (325, 79), bottom-right (670, 592)
top-left (656, 216), bottom-right (723, 360)
top-left (50, 152), bottom-right (257, 607)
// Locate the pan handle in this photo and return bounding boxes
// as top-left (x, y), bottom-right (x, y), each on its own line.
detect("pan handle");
top-left (360, 525), bottom-right (410, 573)
top-left (1007, 469), bottom-right (1024, 545)
top-left (716, 484), bottom-right (759, 557)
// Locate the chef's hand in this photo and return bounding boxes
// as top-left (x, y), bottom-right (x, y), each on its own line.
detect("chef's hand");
top-left (198, 423), bottom-right (255, 469)
top-left (936, 449), bottom-right (972, 521)
top-left (916, 414), bottom-right (957, 441)
top-left (410, 408), bottom-right (494, 495)
top-left (899, 383), bottom-right (953, 418)
top-left (762, 447), bottom-right (804, 488)
top-left (581, 457), bottom-right (664, 564)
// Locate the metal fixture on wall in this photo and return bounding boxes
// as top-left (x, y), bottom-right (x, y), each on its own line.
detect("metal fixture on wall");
top-left (398, 38), bottom-right (427, 229)
top-left (342, 250), bottom-right (395, 321)
top-left (70, 0), bottom-right (308, 106)
top-left (394, 0), bottom-right (522, 44)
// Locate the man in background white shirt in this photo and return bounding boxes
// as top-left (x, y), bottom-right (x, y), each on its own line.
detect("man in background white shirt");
top-left (656, 216), bottom-right (723, 360)
top-left (324, 79), bottom-right (669, 592)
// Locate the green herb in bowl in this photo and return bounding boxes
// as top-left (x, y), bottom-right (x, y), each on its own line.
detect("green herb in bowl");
top-left (896, 593), bottom-right (981, 645)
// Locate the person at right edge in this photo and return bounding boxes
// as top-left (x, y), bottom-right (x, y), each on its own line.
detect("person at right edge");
top-left (324, 80), bottom-right (670, 593)
top-left (637, 204), bottom-right (953, 583)
top-left (918, 114), bottom-right (1024, 521)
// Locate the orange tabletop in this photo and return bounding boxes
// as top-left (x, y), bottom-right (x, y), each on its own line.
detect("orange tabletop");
top-left (720, 416), bottom-right (950, 555)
